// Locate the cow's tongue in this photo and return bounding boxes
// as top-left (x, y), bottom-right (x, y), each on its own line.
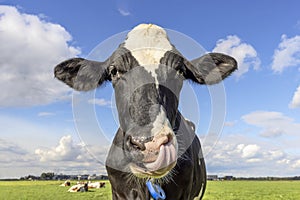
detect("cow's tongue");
top-left (144, 142), bottom-right (176, 171)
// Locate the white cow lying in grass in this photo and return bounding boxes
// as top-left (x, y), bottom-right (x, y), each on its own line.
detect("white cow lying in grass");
top-left (67, 181), bottom-right (106, 192)
top-left (68, 183), bottom-right (88, 192)
top-left (59, 180), bottom-right (71, 187)
top-left (88, 181), bottom-right (106, 188)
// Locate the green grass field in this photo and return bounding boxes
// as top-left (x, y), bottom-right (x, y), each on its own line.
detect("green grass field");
top-left (0, 180), bottom-right (299, 199)
top-left (204, 181), bottom-right (300, 200)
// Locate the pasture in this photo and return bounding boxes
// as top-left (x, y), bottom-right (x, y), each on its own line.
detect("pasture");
top-left (0, 180), bottom-right (299, 199)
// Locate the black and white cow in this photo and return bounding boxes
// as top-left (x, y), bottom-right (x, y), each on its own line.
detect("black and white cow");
top-left (54, 24), bottom-right (237, 200)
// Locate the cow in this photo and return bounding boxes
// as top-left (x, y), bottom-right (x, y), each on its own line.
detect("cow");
top-left (59, 180), bottom-right (71, 187)
top-left (54, 23), bottom-right (237, 199)
top-left (68, 183), bottom-right (88, 192)
top-left (88, 181), bottom-right (106, 189)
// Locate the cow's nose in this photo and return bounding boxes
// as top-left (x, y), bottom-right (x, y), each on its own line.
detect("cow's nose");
top-left (127, 136), bottom-right (146, 151)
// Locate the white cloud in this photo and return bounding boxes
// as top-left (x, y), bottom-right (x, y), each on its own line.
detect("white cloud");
top-left (88, 98), bottom-right (112, 107)
top-left (272, 34), bottom-right (300, 73)
top-left (292, 160), bottom-right (300, 168)
top-left (118, 8), bottom-right (131, 16)
top-left (203, 111), bottom-right (300, 176)
top-left (242, 111), bottom-right (292, 126)
top-left (205, 134), bottom-right (300, 177)
top-left (117, 0), bottom-right (131, 16)
top-left (0, 5), bottom-right (81, 107)
top-left (0, 139), bottom-right (28, 157)
top-left (241, 144), bottom-right (260, 158)
top-left (0, 138), bottom-right (40, 178)
top-left (35, 135), bottom-right (109, 164)
top-left (268, 150), bottom-right (285, 160)
top-left (224, 121), bottom-right (237, 127)
top-left (259, 128), bottom-right (284, 138)
top-left (0, 135), bottom-right (109, 178)
top-left (242, 111), bottom-right (300, 138)
top-left (38, 112), bottom-right (55, 117)
top-left (289, 85), bottom-right (300, 108)
top-left (277, 159), bottom-right (290, 165)
top-left (213, 35), bottom-right (260, 78)
top-left (35, 135), bottom-right (84, 162)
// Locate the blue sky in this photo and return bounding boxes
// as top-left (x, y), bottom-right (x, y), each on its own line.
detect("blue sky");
top-left (1, 0), bottom-right (300, 178)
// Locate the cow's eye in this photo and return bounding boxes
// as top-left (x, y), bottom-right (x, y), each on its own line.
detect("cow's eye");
top-left (109, 66), bottom-right (120, 79)
top-left (176, 65), bottom-right (185, 76)
top-left (177, 68), bottom-right (184, 75)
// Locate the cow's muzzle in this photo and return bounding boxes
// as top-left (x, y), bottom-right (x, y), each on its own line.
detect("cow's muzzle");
top-left (127, 123), bottom-right (178, 178)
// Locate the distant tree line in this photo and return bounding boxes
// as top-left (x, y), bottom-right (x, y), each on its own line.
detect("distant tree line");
top-left (19, 172), bottom-right (55, 180)
top-left (17, 172), bottom-right (109, 181)
top-left (3, 174), bottom-right (300, 181)
top-left (40, 172), bottom-right (55, 180)
top-left (20, 175), bottom-right (40, 180)
top-left (207, 175), bottom-right (300, 181)
top-left (235, 176), bottom-right (300, 181)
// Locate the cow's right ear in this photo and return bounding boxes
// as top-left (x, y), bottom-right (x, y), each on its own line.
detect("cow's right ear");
top-left (184, 53), bottom-right (237, 85)
top-left (54, 58), bottom-right (109, 91)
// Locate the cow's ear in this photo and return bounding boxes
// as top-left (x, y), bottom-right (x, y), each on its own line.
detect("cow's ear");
top-left (54, 58), bottom-right (109, 91)
top-left (185, 53), bottom-right (237, 85)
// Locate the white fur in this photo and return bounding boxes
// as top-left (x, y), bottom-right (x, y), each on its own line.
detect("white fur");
top-left (150, 107), bottom-right (178, 161)
top-left (124, 24), bottom-right (172, 86)
top-left (151, 107), bottom-right (170, 135)
top-left (124, 24), bottom-right (172, 66)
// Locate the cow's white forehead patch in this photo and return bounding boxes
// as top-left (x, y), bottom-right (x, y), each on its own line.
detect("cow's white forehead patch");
top-left (124, 24), bottom-right (173, 87)
top-left (124, 24), bottom-right (173, 66)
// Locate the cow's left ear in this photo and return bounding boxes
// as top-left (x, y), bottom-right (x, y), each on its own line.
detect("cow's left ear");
top-left (184, 53), bottom-right (237, 85)
top-left (54, 58), bottom-right (109, 91)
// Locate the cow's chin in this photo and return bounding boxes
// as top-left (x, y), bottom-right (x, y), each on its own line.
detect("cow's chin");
top-left (130, 142), bottom-right (177, 178)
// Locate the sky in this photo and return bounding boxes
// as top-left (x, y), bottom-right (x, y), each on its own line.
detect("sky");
top-left (0, 0), bottom-right (300, 179)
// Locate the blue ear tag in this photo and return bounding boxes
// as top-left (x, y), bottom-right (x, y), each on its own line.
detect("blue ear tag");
top-left (146, 180), bottom-right (166, 200)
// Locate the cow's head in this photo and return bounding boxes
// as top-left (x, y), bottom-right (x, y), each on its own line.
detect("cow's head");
top-left (55, 24), bottom-right (237, 178)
